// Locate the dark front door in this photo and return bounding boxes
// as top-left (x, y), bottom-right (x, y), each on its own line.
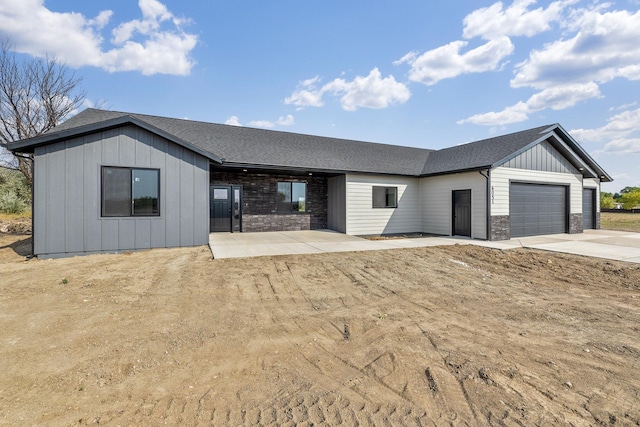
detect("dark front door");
top-left (210, 185), bottom-right (242, 232)
top-left (453, 189), bottom-right (471, 237)
top-left (210, 186), bottom-right (231, 232)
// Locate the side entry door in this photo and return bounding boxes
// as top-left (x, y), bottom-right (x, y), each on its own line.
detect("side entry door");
top-left (453, 189), bottom-right (472, 237)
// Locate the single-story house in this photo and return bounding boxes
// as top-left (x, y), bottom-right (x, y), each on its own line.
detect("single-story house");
top-left (8, 108), bottom-right (612, 258)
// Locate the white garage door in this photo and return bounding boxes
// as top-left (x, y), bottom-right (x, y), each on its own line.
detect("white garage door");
top-left (510, 183), bottom-right (567, 238)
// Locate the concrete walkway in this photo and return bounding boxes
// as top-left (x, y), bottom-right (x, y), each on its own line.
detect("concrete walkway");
top-left (209, 229), bottom-right (640, 263)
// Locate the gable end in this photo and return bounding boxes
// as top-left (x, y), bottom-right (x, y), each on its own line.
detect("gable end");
top-left (502, 140), bottom-right (579, 174)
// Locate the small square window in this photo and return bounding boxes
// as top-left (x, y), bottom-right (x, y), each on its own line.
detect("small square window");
top-left (372, 186), bottom-right (397, 208)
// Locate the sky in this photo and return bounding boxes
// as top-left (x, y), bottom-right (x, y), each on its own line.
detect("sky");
top-left (1, 0), bottom-right (639, 192)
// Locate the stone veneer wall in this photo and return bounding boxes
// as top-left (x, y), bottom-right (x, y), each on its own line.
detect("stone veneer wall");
top-left (490, 215), bottom-right (510, 241)
top-left (210, 171), bottom-right (328, 232)
top-left (595, 212), bottom-right (601, 229)
top-left (569, 213), bottom-right (583, 234)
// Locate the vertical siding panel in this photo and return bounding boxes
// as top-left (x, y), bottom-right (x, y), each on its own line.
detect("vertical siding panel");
top-left (165, 144), bottom-right (181, 247)
top-left (327, 175), bottom-right (346, 233)
top-left (101, 221), bottom-right (118, 250)
top-left (135, 219), bottom-right (151, 248)
top-left (193, 155), bottom-right (209, 245)
top-left (118, 219), bottom-right (135, 249)
top-left (180, 150), bottom-right (195, 246)
top-left (33, 147), bottom-right (47, 255)
top-left (102, 129), bottom-right (119, 164)
top-left (118, 126), bottom-right (136, 164)
top-left (47, 143), bottom-right (66, 253)
top-left (151, 135), bottom-right (167, 248)
top-left (83, 134), bottom-right (102, 252)
top-left (136, 127), bottom-right (152, 167)
top-left (33, 125), bottom-right (212, 256)
top-left (65, 139), bottom-right (84, 252)
top-left (150, 220), bottom-right (166, 247)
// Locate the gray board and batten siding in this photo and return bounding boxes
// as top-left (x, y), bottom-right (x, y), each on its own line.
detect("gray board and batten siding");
top-left (33, 125), bottom-right (209, 258)
top-left (503, 139), bottom-right (579, 174)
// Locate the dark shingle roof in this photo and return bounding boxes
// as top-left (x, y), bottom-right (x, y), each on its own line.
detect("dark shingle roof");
top-left (9, 108), bottom-right (611, 181)
top-left (422, 125), bottom-right (554, 175)
top-left (49, 109), bottom-right (433, 175)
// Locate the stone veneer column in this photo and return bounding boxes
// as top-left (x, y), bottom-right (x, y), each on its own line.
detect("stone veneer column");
top-left (490, 215), bottom-right (510, 241)
top-left (569, 213), bottom-right (583, 234)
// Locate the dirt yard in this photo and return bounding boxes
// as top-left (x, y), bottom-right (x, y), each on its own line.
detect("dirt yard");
top-left (1, 233), bottom-right (639, 426)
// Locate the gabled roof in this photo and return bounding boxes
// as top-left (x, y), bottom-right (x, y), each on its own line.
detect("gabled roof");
top-left (10, 109), bottom-right (432, 176)
top-left (8, 108), bottom-right (612, 181)
top-left (422, 123), bottom-right (612, 181)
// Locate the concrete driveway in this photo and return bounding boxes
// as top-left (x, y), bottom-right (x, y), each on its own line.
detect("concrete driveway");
top-left (209, 229), bottom-right (640, 263)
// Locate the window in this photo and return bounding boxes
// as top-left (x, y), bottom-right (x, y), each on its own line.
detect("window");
top-left (372, 186), bottom-right (397, 208)
top-left (102, 167), bottom-right (160, 217)
top-left (277, 182), bottom-right (306, 212)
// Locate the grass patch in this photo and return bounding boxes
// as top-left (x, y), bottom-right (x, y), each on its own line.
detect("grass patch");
top-left (0, 212), bottom-right (31, 221)
top-left (600, 212), bottom-right (640, 232)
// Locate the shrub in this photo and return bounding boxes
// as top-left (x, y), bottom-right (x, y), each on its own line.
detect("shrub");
top-left (0, 190), bottom-right (28, 214)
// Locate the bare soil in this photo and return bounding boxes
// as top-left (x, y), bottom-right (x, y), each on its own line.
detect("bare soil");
top-left (1, 232), bottom-right (639, 426)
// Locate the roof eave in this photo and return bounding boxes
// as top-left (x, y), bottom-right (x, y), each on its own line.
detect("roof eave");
top-left (217, 161), bottom-right (423, 177)
top-left (420, 165), bottom-right (491, 178)
top-left (490, 124), bottom-right (613, 182)
top-left (7, 115), bottom-right (224, 164)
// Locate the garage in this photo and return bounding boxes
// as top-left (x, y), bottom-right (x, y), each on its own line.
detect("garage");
top-left (583, 188), bottom-right (596, 230)
top-left (510, 183), bottom-right (567, 238)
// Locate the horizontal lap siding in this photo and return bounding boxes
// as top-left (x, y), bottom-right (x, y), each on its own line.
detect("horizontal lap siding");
top-left (491, 167), bottom-right (582, 216)
top-left (345, 174), bottom-right (421, 235)
top-left (33, 125), bottom-right (209, 258)
top-left (420, 172), bottom-right (487, 239)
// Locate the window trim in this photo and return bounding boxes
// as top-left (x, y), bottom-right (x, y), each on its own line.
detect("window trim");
top-left (372, 186), bottom-right (398, 209)
top-left (276, 181), bottom-right (307, 213)
top-left (101, 166), bottom-right (161, 217)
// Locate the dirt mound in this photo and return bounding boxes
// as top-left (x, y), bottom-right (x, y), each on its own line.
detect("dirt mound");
top-left (0, 217), bottom-right (32, 234)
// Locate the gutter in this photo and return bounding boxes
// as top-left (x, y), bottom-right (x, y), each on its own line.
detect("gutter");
top-left (479, 169), bottom-right (490, 241)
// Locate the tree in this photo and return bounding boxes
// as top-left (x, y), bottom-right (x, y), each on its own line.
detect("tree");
top-left (600, 192), bottom-right (615, 209)
top-left (0, 41), bottom-right (85, 185)
top-left (619, 190), bottom-right (640, 210)
top-left (619, 186), bottom-right (640, 195)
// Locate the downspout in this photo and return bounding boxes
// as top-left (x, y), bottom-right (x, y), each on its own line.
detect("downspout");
top-left (479, 169), bottom-right (490, 241)
top-left (27, 155), bottom-right (35, 259)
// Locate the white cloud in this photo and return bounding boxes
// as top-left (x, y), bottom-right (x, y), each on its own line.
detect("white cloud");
top-left (323, 68), bottom-right (411, 111)
top-left (0, 0), bottom-right (197, 75)
top-left (241, 114), bottom-right (294, 129)
top-left (397, 37), bottom-right (514, 86)
top-left (463, 0), bottom-right (575, 40)
top-left (570, 107), bottom-right (640, 155)
top-left (459, 3), bottom-right (640, 126)
top-left (284, 76), bottom-right (324, 108)
top-left (459, 82), bottom-right (600, 125)
top-left (570, 107), bottom-right (640, 145)
top-left (602, 138), bottom-right (640, 154)
top-left (285, 68), bottom-right (410, 111)
top-left (512, 7), bottom-right (640, 89)
top-left (224, 116), bottom-right (242, 126)
top-left (276, 115), bottom-right (295, 126)
top-left (394, 0), bottom-right (577, 87)
top-left (248, 120), bottom-right (275, 129)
